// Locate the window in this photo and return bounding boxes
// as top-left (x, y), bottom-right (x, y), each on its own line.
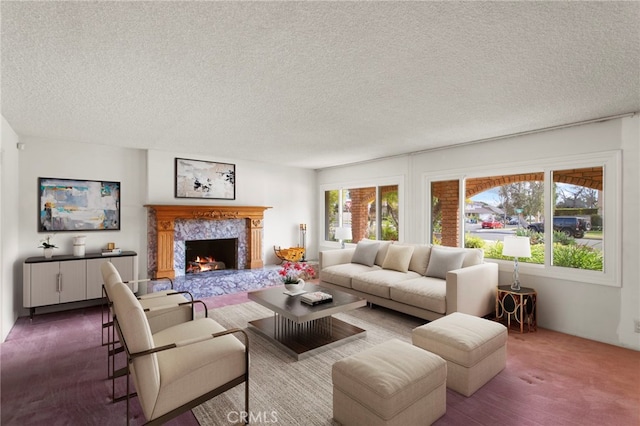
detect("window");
top-left (426, 151), bottom-right (619, 287)
top-left (464, 169), bottom-right (603, 272)
top-left (324, 184), bottom-right (399, 244)
top-left (551, 167), bottom-right (603, 271)
top-left (380, 186), bottom-right (399, 241)
top-left (465, 173), bottom-right (544, 264)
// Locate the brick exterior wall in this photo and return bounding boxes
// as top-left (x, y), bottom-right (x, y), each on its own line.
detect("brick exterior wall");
top-left (349, 185), bottom-right (399, 242)
top-left (349, 187), bottom-right (375, 242)
top-left (432, 180), bottom-right (459, 247)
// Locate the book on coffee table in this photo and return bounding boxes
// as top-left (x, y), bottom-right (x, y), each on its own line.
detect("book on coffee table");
top-left (300, 291), bottom-right (333, 306)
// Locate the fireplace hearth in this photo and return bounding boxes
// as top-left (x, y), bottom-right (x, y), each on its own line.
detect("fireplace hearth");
top-left (185, 238), bottom-right (238, 274)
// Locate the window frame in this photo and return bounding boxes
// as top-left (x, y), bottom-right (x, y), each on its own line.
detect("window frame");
top-left (423, 150), bottom-right (621, 287)
top-left (320, 176), bottom-right (404, 247)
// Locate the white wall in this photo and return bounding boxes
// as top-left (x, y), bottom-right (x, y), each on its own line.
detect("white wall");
top-left (17, 138), bottom-right (147, 259)
top-left (2, 140), bottom-right (316, 326)
top-left (146, 150), bottom-right (317, 266)
top-left (318, 116), bottom-right (640, 350)
top-left (1, 117), bottom-right (21, 341)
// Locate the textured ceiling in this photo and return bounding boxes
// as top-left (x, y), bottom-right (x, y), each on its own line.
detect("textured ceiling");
top-left (2, 1), bottom-right (639, 169)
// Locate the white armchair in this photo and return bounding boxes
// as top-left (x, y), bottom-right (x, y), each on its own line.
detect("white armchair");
top-left (110, 281), bottom-right (249, 425)
top-left (100, 262), bottom-right (200, 402)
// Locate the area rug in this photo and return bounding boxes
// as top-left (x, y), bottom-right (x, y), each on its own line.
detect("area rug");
top-left (192, 302), bottom-right (640, 426)
top-left (192, 301), bottom-right (424, 425)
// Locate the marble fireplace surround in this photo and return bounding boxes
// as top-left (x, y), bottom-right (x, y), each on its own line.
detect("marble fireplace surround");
top-left (145, 205), bottom-right (271, 279)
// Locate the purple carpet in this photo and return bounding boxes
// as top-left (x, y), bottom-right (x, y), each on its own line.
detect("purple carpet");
top-left (1, 289), bottom-right (639, 425)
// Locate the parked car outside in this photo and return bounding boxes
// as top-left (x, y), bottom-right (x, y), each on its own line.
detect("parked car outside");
top-left (481, 220), bottom-right (504, 229)
top-left (527, 216), bottom-right (591, 238)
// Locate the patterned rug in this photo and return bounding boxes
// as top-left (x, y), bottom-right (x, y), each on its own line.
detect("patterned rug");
top-left (192, 301), bottom-right (424, 425)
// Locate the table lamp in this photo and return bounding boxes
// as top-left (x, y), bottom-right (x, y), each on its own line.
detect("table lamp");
top-left (335, 226), bottom-right (352, 249)
top-left (502, 236), bottom-right (531, 291)
top-left (299, 224), bottom-right (307, 261)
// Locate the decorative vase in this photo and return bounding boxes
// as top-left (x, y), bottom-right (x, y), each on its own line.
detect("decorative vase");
top-left (73, 235), bottom-right (86, 257)
top-left (43, 248), bottom-right (54, 259)
top-left (285, 279), bottom-right (305, 293)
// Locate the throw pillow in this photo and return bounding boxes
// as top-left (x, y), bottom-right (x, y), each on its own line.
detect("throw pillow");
top-left (358, 239), bottom-right (394, 266)
top-left (407, 244), bottom-right (432, 275)
top-left (351, 240), bottom-right (380, 267)
top-left (425, 247), bottom-right (466, 279)
top-left (381, 244), bottom-right (415, 273)
top-left (375, 240), bottom-right (393, 266)
top-left (433, 246), bottom-right (484, 267)
top-left (462, 247), bottom-right (484, 267)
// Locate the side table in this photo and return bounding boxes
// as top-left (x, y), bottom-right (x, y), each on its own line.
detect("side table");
top-left (495, 285), bottom-right (537, 333)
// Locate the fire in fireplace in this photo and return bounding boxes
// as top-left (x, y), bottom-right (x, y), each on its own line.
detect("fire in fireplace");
top-left (185, 238), bottom-right (238, 274)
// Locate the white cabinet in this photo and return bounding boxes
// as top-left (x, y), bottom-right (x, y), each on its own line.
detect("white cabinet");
top-left (26, 261), bottom-right (86, 307)
top-left (86, 256), bottom-right (136, 299)
top-left (24, 251), bottom-right (137, 317)
top-left (86, 259), bottom-right (105, 301)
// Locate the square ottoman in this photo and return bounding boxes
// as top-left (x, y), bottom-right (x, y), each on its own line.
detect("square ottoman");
top-left (412, 312), bottom-right (507, 397)
top-left (332, 338), bottom-right (446, 426)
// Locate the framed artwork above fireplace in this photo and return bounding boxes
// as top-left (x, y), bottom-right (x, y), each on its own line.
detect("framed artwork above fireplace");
top-left (175, 157), bottom-right (236, 200)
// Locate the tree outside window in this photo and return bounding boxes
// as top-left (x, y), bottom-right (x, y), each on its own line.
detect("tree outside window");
top-left (459, 167), bottom-right (603, 271)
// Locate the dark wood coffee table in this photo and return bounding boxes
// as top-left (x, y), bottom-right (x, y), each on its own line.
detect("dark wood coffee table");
top-left (247, 283), bottom-right (367, 360)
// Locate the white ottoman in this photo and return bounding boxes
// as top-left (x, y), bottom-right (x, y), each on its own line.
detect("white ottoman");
top-left (412, 312), bottom-right (507, 397)
top-left (332, 339), bottom-right (446, 426)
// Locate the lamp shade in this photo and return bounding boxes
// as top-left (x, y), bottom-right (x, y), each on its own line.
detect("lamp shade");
top-left (335, 226), bottom-right (353, 240)
top-left (502, 236), bottom-right (532, 258)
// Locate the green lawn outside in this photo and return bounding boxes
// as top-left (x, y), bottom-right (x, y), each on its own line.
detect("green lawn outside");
top-left (584, 230), bottom-right (603, 240)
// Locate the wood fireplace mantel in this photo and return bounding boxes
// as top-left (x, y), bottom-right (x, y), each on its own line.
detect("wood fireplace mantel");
top-left (145, 205), bottom-right (271, 279)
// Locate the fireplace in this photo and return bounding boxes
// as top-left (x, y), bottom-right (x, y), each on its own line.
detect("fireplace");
top-left (185, 238), bottom-right (238, 274)
top-left (145, 205), bottom-right (271, 279)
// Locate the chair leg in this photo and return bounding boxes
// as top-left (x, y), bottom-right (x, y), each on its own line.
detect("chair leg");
top-left (106, 320), bottom-right (113, 379)
top-left (245, 377), bottom-right (250, 424)
top-left (126, 361), bottom-right (131, 426)
top-left (111, 337), bottom-right (117, 402)
top-left (110, 346), bottom-right (137, 403)
top-left (101, 287), bottom-right (107, 346)
top-left (242, 329), bottom-right (250, 424)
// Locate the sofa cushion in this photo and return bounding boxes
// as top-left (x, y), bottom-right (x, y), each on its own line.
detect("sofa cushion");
top-left (381, 244), bottom-right (415, 273)
top-left (390, 277), bottom-right (447, 314)
top-left (425, 246), bottom-right (466, 279)
top-left (406, 244), bottom-right (432, 275)
top-left (351, 240), bottom-right (380, 266)
top-left (321, 263), bottom-right (381, 288)
top-left (352, 269), bottom-right (420, 299)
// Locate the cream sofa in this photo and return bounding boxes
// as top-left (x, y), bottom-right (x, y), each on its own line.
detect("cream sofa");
top-left (319, 240), bottom-right (498, 321)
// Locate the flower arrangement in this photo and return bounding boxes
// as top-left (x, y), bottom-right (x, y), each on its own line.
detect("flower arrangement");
top-left (278, 261), bottom-right (315, 284)
top-left (39, 235), bottom-right (58, 249)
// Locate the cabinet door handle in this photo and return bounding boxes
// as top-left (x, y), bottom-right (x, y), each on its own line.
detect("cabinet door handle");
top-left (57, 273), bottom-right (62, 293)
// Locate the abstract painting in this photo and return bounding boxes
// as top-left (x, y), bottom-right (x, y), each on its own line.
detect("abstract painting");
top-left (38, 178), bottom-right (121, 232)
top-left (175, 158), bottom-right (236, 199)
